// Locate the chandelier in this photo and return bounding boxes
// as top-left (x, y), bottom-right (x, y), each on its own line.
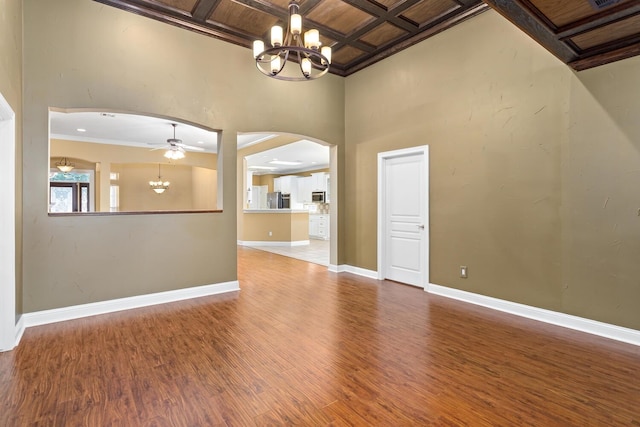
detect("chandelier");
top-left (149, 163), bottom-right (170, 194)
top-left (253, 0), bottom-right (331, 81)
top-left (55, 157), bottom-right (75, 172)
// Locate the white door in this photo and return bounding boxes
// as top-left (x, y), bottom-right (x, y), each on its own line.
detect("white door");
top-left (378, 146), bottom-right (429, 288)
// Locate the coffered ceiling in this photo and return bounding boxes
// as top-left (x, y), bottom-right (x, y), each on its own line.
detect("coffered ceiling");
top-left (94, 0), bottom-right (488, 76)
top-left (485, 0), bottom-right (640, 71)
top-left (94, 0), bottom-right (640, 75)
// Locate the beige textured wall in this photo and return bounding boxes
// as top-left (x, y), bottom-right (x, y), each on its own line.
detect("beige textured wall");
top-left (242, 212), bottom-right (309, 242)
top-left (192, 167), bottom-right (217, 210)
top-left (291, 213), bottom-right (310, 241)
top-left (562, 60), bottom-right (640, 328)
top-left (345, 10), bottom-right (640, 329)
top-left (116, 163), bottom-right (194, 211)
top-left (0, 0), bottom-right (23, 317)
top-left (51, 139), bottom-right (217, 211)
top-left (22, 0), bottom-right (344, 312)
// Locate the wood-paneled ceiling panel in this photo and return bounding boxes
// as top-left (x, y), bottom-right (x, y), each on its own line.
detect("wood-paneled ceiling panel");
top-left (359, 22), bottom-right (408, 48)
top-left (331, 45), bottom-right (367, 66)
top-left (484, 0), bottom-right (640, 71)
top-left (528, 0), bottom-right (634, 28)
top-left (93, 0), bottom-right (487, 76)
top-left (570, 13), bottom-right (640, 51)
top-left (305, 0), bottom-right (376, 35)
top-left (209, 0), bottom-right (280, 38)
top-left (400, 0), bottom-right (460, 26)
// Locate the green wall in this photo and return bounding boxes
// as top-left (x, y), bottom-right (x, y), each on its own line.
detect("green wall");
top-left (344, 10), bottom-right (640, 329)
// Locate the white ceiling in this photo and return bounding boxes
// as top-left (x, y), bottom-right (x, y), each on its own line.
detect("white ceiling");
top-left (50, 111), bottom-right (330, 172)
top-left (49, 111), bottom-right (218, 153)
top-left (245, 139), bottom-right (330, 175)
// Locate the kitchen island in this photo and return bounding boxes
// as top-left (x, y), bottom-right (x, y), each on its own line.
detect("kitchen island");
top-left (239, 209), bottom-right (309, 246)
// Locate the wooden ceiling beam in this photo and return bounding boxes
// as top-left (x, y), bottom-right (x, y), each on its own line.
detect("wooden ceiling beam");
top-left (482, 0), bottom-right (577, 63)
top-left (192, 0), bottom-right (222, 22)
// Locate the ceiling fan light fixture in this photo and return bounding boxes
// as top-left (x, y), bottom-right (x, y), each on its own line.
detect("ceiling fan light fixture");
top-left (164, 123), bottom-right (186, 160)
top-left (164, 147), bottom-right (185, 160)
top-left (253, 0), bottom-right (331, 81)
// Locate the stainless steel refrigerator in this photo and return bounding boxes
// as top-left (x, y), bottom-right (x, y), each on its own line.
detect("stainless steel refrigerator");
top-left (267, 191), bottom-right (283, 209)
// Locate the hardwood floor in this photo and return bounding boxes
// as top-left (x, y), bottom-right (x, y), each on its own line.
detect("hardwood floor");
top-left (2, 247), bottom-right (639, 426)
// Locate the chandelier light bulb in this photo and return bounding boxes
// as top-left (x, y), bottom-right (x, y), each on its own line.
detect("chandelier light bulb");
top-left (271, 26), bottom-right (283, 47)
top-left (301, 58), bottom-right (311, 77)
top-left (290, 14), bottom-right (302, 35)
top-left (253, 40), bottom-right (265, 59)
top-left (321, 46), bottom-right (332, 64)
top-left (304, 29), bottom-right (320, 49)
top-left (271, 55), bottom-right (281, 74)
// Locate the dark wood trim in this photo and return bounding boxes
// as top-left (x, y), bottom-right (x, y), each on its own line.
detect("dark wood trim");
top-left (556, 5), bottom-right (640, 40)
top-left (94, 0), bottom-right (251, 47)
top-left (570, 39), bottom-right (640, 71)
top-left (482, 0), bottom-right (578, 63)
top-left (345, 3), bottom-right (489, 76)
top-left (344, 0), bottom-right (422, 32)
top-left (192, 0), bottom-right (221, 22)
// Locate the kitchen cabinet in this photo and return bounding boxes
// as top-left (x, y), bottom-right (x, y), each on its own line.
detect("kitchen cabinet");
top-left (298, 176), bottom-right (312, 203)
top-left (309, 214), bottom-right (329, 240)
top-left (311, 172), bottom-right (327, 192)
top-left (275, 175), bottom-right (298, 194)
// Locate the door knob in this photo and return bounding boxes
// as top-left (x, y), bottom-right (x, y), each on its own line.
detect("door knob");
top-left (418, 225), bottom-right (425, 229)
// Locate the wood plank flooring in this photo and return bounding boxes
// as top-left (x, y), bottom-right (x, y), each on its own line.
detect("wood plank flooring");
top-left (2, 246), bottom-right (640, 426)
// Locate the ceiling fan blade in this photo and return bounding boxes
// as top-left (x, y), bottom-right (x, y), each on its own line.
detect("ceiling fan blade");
top-left (177, 143), bottom-right (206, 151)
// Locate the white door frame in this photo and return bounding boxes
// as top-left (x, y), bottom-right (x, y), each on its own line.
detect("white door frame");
top-left (377, 145), bottom-right (429, 287)
top-left (0, 92), bottom-right (17, 352)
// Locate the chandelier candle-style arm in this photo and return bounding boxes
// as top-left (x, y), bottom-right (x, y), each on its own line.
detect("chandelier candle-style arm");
top-left (253, 0), bottom-right (331, 81)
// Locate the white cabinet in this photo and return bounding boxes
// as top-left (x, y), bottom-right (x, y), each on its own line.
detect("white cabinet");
top-left (311, 172), bottom-right (327, 192)
top-left (275, 175), bottom-right (298, 194)
top-left (309, 214), bottom-right (329, 240)
top-left (298, 176), bottom-right (312, 203)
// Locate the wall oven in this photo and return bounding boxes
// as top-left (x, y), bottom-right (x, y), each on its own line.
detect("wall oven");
top-left (312, 191), bottom-right (325, 203)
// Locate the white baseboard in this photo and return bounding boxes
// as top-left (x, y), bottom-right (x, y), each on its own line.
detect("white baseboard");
top-left (23, 281), bottom-right (240, 328)
top-left (331, 264), bottom-right (379, 279)
top-left (238, 240), bottom-right (310, 247)
top-left (428, 283), bottom-right (640, 347)
top-left (327, 264), bottom-right (341, 273)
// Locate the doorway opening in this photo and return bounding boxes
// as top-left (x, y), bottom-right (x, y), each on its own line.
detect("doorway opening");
top-left (237, 133), bottom-right (335, 267)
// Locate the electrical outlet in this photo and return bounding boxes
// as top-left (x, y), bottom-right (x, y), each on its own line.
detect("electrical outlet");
top-left (268, 231), bottom-right (272, 236)
top-left (460, 266), bottom-right (468, 278)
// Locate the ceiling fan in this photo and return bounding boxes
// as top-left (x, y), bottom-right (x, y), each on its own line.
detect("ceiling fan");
top-left (149, 123), bottom-right (205, 159)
